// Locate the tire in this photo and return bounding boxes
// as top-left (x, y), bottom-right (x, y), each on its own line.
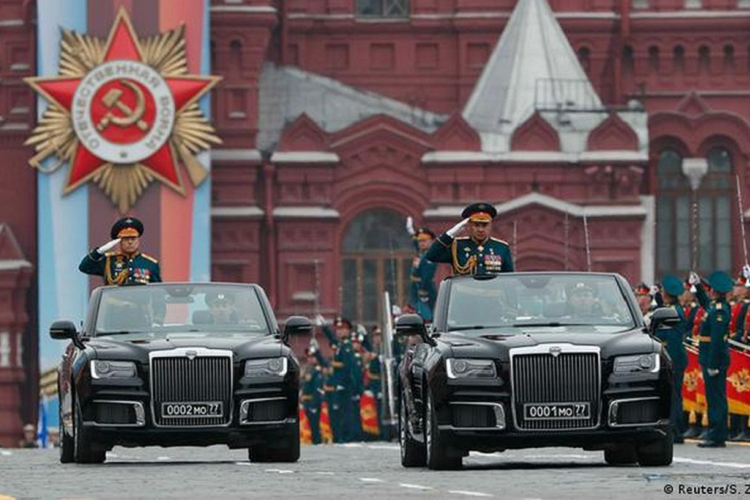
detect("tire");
top-left (248, 420), bottom-right (301, 463)
top-left (59, 386), bottom-right (74, 464)
top-left (399, 393), bottom-right (426, 467)
top-left (73, 396), bottom-right (106, 464)
top-left (604, 444), bottom-right (638, 465)
top-left (637, 430), bottom-right (674, 466)
top-left (424, 391), bottom-right (461, 470)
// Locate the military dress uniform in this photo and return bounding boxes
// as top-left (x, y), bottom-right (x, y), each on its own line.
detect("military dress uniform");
top-left (694, 271), bottom-right (732, 447)
top-left (426, 203), bottom-right (514, 276)
top-left (301, 353), bottom-right (325, 445)
top-left (408, 228), bottom-right (437, 321)
top-left (79, 217), bottom-right (161, 285)
top-left (653, 276), bottom-right (689, 441)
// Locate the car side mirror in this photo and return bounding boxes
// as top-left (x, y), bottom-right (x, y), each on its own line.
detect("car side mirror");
top-left (50, 320), bottom-right (85, 349)
top-left (648, 307), bottom-right (680, 334)
top-left (395, 314), bottom-right (435, 346)
top-left (282, 316), bottom-right (313, 344)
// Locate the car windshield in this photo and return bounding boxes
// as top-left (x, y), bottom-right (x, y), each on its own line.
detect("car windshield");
top-left (446, 274), bottom-right (636, 333)
top-left (95, 284), bottom-right (270, 338)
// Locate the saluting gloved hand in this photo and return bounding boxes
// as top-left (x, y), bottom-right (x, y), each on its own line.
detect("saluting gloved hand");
top-left (314, 314), bottom-right (326, 327)
top-left (446, 218), bottom-right (470, 238)
top-left (96, 238), bottom-right (121, 255)
top-left (688, 272), bottom-right (701, 286)
top-left (707, 368), bottom-right (719, 377)
top-left (405, 216), bottom-right (416, 236)
top-left (649, 285), bottom-right (660, 296)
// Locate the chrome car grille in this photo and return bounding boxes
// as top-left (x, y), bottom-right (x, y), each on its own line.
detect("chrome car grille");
top-left (150, 350), bottom-right (233, 427)
top-left (511, 345), bottom-right (600, 431)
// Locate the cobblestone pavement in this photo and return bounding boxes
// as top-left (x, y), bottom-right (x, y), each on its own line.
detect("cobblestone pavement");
top-left (1, 440), bottom-right (749, 499)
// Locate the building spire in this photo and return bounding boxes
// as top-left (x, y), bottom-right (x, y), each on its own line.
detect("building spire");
top-left (462, 0), bottom-right (602, 152)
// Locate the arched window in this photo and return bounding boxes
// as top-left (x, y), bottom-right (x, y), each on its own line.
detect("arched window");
top-left (230, 40), bottom-right (242, 75)
top-left (723, 44), bottom-right (735, 72)
top-left (623, 45), bottom-right (634, 82)
top-left (577, 46), bottom-right (591, 74)
top-left (655, 147), bottom-right (734, 277)
top-left (341, 209), bottom-right (413, 324)
top-left (656, 149), bottom-right (691, 276)
top-left (673, 45), bottom-right (685, 73)
top-left (698, 45), bottom-right (710, 73)
top-left (698, 147), bottom-right (733, 272)
top-left (648, 46), bottom-right (660, 73)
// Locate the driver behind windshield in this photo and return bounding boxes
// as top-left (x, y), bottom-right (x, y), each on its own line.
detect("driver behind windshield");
top-left (565, 283), bottom-right (604, 319)
top-left (205, 292), bottom-right (238, 325)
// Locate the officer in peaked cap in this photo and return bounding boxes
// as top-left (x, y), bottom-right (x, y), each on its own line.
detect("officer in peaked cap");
top-left (426, 202), bottom-right (514, 276)
top-left (689, 270), bottom-right (732, 447)
top-left (79, 217), bottom-right (161, 286)
top-left (405, 216), bottom-right (438, 321)
top-left (653, 275), bottom-right (689, 443)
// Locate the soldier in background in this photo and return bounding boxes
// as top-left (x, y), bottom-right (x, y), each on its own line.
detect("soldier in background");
top-left (690, 271), bottom-right (732, 448)
top-left (652, 276), bottom-right (689, 443)
top-left (301, 348), bottom-right (325, 445)
top-left (405, 217), bottom-right (437, 321)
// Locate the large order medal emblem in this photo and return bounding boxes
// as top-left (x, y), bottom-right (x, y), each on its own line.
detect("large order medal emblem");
top-left (25, 8), bottom-right (221, 212)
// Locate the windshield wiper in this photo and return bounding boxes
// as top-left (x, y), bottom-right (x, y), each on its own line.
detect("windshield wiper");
top-left (448, 325), bottom-right (509, 331)
top-left (511, 322), bottom-right (599, 328)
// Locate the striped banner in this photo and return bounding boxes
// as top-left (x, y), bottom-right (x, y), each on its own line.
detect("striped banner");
top-left (36, 0), bottom-right (213, 375)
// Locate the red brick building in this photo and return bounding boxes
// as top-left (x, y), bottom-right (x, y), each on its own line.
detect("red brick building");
top-left (2, 0), bottom-right (750, 445)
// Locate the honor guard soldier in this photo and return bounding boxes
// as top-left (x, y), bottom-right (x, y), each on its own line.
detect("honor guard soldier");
top-left (689, 270), bottom-right (732, 448)
top-left (79, 217), bottom-right (161, 285)
top-left (653, 276), bottom-right (689, 443)
top-left (301, 348), bottom-right (325, 445)
top-left (405, 217), bottom-right (437, 321)
top-left (426, 202), bottom-right (514, 275)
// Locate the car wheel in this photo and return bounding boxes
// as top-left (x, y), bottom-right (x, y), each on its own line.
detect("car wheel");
top-left (248, 420), bottom-right (301, 463)
top-left (59, 389), bottom-right (74, 464)
top-left (604, 444), bottom-right (637, 465)
top-left (399, 393), bottom-right (426, 467)
top-left (424, 390), bottom-right (461, 470)
top-left (637, 430), bottom-right (674, 466)
top-left (73, 396), bottom-right (106, 464)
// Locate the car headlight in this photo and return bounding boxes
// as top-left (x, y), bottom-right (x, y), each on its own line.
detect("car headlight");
top-left (244, 357), bottom-right (288, 378)
top-left (613, 354), bottom-right (660, 375)
top-left (446, 358), bottom-right (497, 379)
top-left (90, 360), bottom-right (137, 379)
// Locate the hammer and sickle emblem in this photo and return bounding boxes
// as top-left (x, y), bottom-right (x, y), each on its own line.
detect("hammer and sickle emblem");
top-left (97, 79), bottom-right (149, 132)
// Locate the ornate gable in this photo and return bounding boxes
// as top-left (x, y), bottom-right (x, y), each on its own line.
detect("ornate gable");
top-left (277, 113), bottom-right (329, 152)
top-left (510, 112), bottom-right (560, 151)
top-left (431, 113), bottom-right (481, 151)
top-left (675, 92), bottom-right (712, 117)
top-left (587, 113), bottom-right (639, 151)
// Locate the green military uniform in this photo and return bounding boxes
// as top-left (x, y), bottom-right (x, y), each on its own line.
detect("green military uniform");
top-left (653, 275), bottom-right (689, 441)
top-left (408, 228), bottom-right (437, 321)
top-left (79, 217), bottom-right (161, 285)
top-left (694, 271), bottom-right (732, 447)
top-left (301, 353), bottom-right (325, 445)
top-left (426, 202), bottom-right (514, 276)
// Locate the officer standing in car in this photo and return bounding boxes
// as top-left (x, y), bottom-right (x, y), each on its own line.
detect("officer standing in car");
top-left (426, 202), bottom-right (513, 275)
top-left (79, 217), bottom-right (161, 285)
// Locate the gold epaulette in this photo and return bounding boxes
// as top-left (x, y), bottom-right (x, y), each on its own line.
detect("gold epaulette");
top-left (331, 361), bottom-right (344, 368)
top-left (141, 253), bottom-right (159, 264)
top-left (490, 237), bottom-right (510, 246)
top-left (104, 251), bottom-right (121, 257)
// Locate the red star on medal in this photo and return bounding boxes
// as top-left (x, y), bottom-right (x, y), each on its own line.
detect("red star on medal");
top-left (26, 9), bottom-right (219, 194)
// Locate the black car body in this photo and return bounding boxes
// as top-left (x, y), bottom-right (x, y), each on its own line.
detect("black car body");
top-left (51, 283), bottom-right (311, 464)
top-left (397, 272), bottom-right (678, 470)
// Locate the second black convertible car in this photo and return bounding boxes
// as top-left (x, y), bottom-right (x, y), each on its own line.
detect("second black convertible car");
top-left (50, 283), bottom-right (311, 464)
top-left (397, 273), bottom-right (679, 470)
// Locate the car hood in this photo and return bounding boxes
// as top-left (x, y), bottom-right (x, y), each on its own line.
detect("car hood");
top-left (87, 334), bottom-right (282, 363)
top-left (439, 328), bottom-right (657, 361)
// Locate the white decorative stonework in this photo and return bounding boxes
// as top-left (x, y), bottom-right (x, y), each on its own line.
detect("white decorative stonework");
top-left (0, 332), bottom-right (10, 368)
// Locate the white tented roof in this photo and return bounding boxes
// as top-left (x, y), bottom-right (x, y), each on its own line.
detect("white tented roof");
top-left (462, 0), bottom-right (647, 156)
top-left (256, 63), bottom-right (447, 152)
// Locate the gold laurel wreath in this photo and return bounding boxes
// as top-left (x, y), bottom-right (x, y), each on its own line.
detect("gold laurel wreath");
top-left (25, 23), bottom-right (221, 213)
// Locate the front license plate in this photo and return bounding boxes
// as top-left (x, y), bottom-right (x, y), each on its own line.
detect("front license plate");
top-left (161, 402), bottom-right (223, 418)
top-left (523, 402), bottom-right (590, 420)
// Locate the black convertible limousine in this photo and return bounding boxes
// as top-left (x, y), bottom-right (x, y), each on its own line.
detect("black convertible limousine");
top-left (50, 283), bottom-right (311, 464)
top-left (396, 272), bottom-right (679, 470)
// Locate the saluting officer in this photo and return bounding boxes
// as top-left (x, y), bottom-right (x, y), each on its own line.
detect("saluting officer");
top-left (79, 217), bottom-right (161, 285)
top-left (405, 217), bottom-right (437, 321)
top-left (689, 270), bottom-right (732, 448)
top-left (653, 275), bottom-right (689, 443)
top-left (426, 202), bottom-right (513, 275)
